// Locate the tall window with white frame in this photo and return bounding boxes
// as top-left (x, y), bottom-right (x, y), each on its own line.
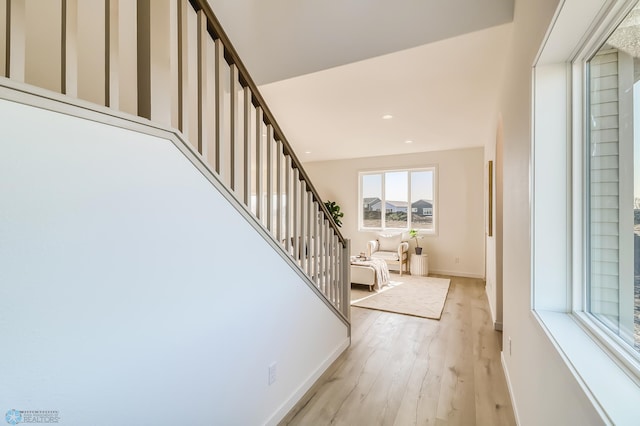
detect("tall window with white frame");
top-left (359, 168), bottom-right (436, 233)
top-left (587, 3), bottom-right (640, 354)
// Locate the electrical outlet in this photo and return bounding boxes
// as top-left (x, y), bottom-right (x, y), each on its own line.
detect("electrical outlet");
top-left (455, 257), bottom-right (460, 264)
top-left (268, 362), bottom-right (277, 385)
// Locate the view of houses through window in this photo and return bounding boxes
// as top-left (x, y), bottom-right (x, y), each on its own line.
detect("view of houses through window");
top-left (360, 168), bottom-right (435, 232)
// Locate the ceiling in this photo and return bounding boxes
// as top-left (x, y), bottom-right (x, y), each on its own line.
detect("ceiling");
top-left (207, 0), bottom-right (514, 162)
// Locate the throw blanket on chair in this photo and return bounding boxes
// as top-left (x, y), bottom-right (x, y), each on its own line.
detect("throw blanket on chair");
top-left (351, 258), bottom-right (390, 288)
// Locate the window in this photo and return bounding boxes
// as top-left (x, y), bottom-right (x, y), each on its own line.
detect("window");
top-left (531, 0), bottom-right (640, 420)
top-left (586, 3), bottom-right (640, 357)
top-left (359, 168), bottom-right (436, 233)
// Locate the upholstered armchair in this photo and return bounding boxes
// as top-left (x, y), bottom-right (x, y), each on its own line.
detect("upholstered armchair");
top-left (367, 234), bottom-right (409, 276)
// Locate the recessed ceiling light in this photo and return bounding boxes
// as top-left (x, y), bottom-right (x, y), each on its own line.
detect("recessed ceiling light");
top-left (404, 140), bottom-right (413, 144)
top-left (305, 151), bottom-right (312, 154)
top-left (382, 114), bottom-right (393, 120)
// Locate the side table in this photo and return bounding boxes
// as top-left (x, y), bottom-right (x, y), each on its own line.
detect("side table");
top-left (410, 253), bottom-right (429, 276)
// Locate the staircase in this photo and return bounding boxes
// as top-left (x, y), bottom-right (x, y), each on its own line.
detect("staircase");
top-left (0, 1), bottom-right (350, 424)
top-left (1, 0), bottom-right (350, 321)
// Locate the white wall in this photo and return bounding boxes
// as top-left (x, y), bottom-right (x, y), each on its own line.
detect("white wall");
top-left (499, 0), bottom-right (602, 424)
top-left (485, 115), bottom-right (504, 329)
top-left (0, 96), bottom-right (348, 425)
top-left (304, 147), bottom-right (485, 278)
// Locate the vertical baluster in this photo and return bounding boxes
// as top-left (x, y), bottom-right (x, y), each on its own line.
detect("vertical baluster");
top-left (327, 223), bottom-right (333, 302)
top-left (292, 168), bottom-right (299, 262)
top-left (105, 0), bottom-right (118, 108)
top-left (337, 238), bottom-right (341, 305)
top-left (186, 0), bottom-right (199, 148)
top-left (0, 0), bottom-right (6, 77)
top-left (306, 192), bottom-right (313, 277)
top-left (231, 77), bottom-right (246, 201)
top-left (308, 197), bottom-right (315, 281)
top-left (204, 36), bottom-right (218, 162)
top-left (343, 239), bottom-right (351, 319)
top-left (196, 9), bottom-right (207, 157)
top-left (298, 173), bottom-right (304, 264)
top-left (265, 124), bottom-right (273, 232)
top-left (213, 37), bottom-right (223, 173)
top-left (285, 155), bottom-right (291, 253)
top-left (275, 139), bottom-right (282, 242)
top-left (328, 232), bottom-right (334, 304)
top-left (325, 230), bottom-right (330, 302)
top-left (61, 0), bottom-right (77, 95)
top-left (329, 233), bottom-right (335, 304)
top-left (300, 181), bottom-right (307, 273)
top-left (340, 238), bottom-right (345, 310)
top-left (325, 219), bottom-right (331, 295)
top-left (255, 107), bottom-right (263, 222)
top-left (331, 234), bottom-right (340, 307)
top-left (317, 207), bottom-right (322, 287)
top-left (335, 236), bottom-right (341, 308)
top-left (248, 102), bottom-right (258, 216)
top-left (321, 218), bottom-right (327, 296)
top-left (342, 242), bottom-right (347, 310)
top-left (318, 216), bottom-right (324, 293)
top-left (243, 86), bottom-right (251, 207)
top-left (5, 0), bottom-right (24, 81)
top-left (230, 63), bottom-right (238, 191)
top-left (315, 205), bottom-right (321, 287)
top-left (169, 0), bottom-right (178, 129)
top-left (219, 50), bottom-right (231, 185)
top-left (340, 240), bottom-right (345, 315)
top-left (281, 154), bottom-right (287, 250)
top-left (181, 3), bottom-right (199, 152)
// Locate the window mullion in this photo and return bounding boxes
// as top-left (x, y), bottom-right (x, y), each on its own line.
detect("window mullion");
top-left (571, 59), bottom-right (587, 313)
top-left (408, 171), bottom-right (412, 229)
top-left (381, 172), bottom-right (386, 230)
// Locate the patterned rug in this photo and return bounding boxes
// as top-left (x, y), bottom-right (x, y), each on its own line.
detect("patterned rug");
top-left (351, 276), bottom-right (451, 320)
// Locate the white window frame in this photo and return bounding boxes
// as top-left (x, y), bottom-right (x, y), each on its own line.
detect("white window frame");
top-left (358, 167), bottom-right (437, 234)
top-left (532, 0), bottom-right (640, 422)
top-left (573, 1), bottom-right (640, 376)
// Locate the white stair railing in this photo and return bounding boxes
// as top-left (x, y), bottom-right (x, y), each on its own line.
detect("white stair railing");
top-left (0, 0), bottom-right (350, 321)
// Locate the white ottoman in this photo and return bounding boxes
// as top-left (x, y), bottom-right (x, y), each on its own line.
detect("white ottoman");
top-left (351, 264), bottom-right (376, 291)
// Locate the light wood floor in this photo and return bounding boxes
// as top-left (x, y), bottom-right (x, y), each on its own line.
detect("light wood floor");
top-left (281, 276), bottom-right (516, 426)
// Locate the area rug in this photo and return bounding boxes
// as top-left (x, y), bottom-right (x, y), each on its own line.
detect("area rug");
top-left (351, 276), bottom-right (451, 319)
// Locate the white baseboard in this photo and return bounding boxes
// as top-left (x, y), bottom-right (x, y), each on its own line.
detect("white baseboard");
top-left (501, 352), bottom-right (521, 426)
top-left (428, 269), bottom-right (485, 279)
top-left (266, 337), bottom-right (350, 426)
